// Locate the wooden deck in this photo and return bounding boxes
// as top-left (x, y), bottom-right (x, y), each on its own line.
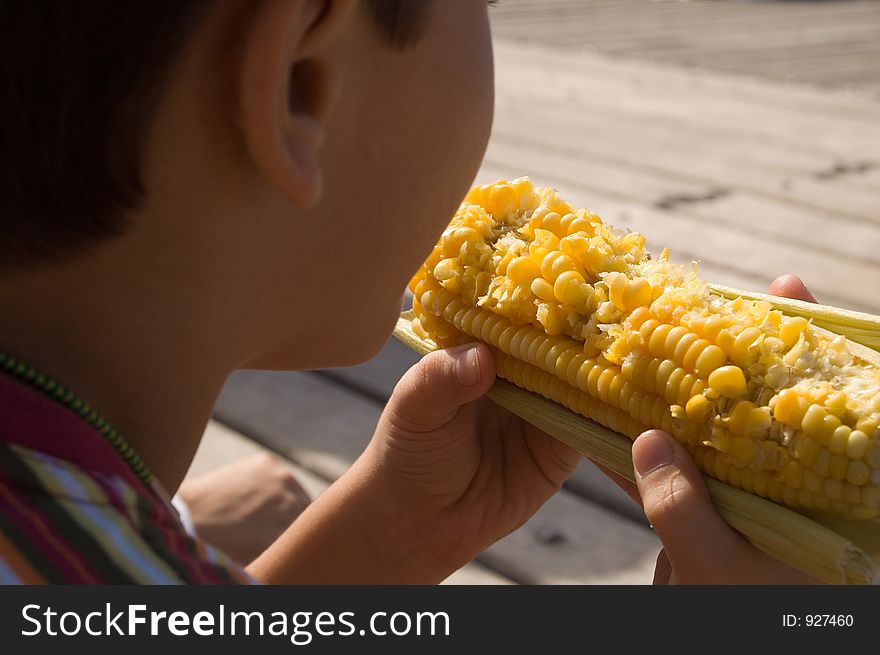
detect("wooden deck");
top-left (491, 0), bottom-right (880, 98)
top-left (198, 1), bottom-right (880, 584)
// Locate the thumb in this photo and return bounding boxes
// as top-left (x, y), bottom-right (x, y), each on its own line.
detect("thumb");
top-left (632, 430), bottom-right (743, 582)
top-left (385, 343), bottom-right (495, 433)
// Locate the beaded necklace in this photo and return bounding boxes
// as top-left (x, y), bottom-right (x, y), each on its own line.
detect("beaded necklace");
top-left (0, 351), bottom-right (152, 485)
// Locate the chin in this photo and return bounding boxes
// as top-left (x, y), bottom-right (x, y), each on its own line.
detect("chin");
top-left (331, 299), bottom-right (402, 368)
top-left (243, 297), bottom-right (403, 371)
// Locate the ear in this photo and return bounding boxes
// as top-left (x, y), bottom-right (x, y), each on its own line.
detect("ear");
top-left (238, 0), bottom-right (355, 207)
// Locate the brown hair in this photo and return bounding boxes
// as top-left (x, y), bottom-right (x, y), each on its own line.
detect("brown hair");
top-left (0, 0), bottom-right (432, 272)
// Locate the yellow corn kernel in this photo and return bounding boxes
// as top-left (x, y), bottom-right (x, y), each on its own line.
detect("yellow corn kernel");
top-left (553, 270), bottom-right (588, 305)
top-left (707, 365), bottom-right (747, 398)
top-left (829, 454), bottom-right (849, 480)
top-left (715, 328), bottom-right (735, 356)
top-left (856, 416), bottom-right (879, 437)
top-left (827, 424), bottom-right (851, 455)
top-left (729, 326), bottom-right (761, 363)
top-left (847, 460), bottom-right (871, 486)
top-left (627, 306), bottom-right (653, 330)
top-left (682, 339), bottom-right (713, 374)
top-left (595, 301), bottom-right (619, 323)
top-left (772, 389), bottom-right (810, 427)
top-left (672, 331), bottom-right (700, 364)
top-left (752, 470), bottom-right (769, 496)
top-left (536, 303), bottom-right (565, 336)
top-left (685, 394), bottom-right (709, 420)
top-left (540, 212), bottom-right (563, 236)
top-left (530, 277), bottom-right (556, 303)
top-left (529, 229), bottom-right (560, 262)
top-left (606, 273), bottom-right (628, 310)
top-left (846, 429), bottom-right (870, 460)
top-left (795, 436), bottom-right (821, 469)
top-left (726, 400), bottom-right (755, 435)
top-left (540, 251), bottom-right (575, 282)
top-left (850, 505), bottom-right (877, 520)
top-left (729, 437), bottom-right (756, 467)
top-left (783, 462), bottom-right (803, 489)
top-left (863, 486), bottom-right (880, 509)
top-left (702, 315), bottom-right (727, 342)
top-left (507, 256), bottom-right (541, 285)
top-left (823, 478), bottom-right (844, 501)
top-left (803, 470), bottom-right (822, 494)
top-left (662, 326), bottom-right (689, 356)
top-left (816, 414), bottom-right (843, 446)
top-left (778, 316), bottom-right (809, 348)
top-left (801, 404), bottom-right (829, 442)
top-left (812, 449), bottom-right (832, 477)
top-left (826, 390), bottom-right (848, 416)
top-left (621, 278), bottom-right (652, 313)
top-left (647, 324), bottom-right (674, 359)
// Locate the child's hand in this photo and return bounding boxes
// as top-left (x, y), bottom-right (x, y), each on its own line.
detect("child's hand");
top-left (250, 341), bottom-right (581, 584)
top-left (363, 342), bottom-right (582, 578)
top-left (629, 429), bottom-right (815, 583)
top-left (607, 274), bottom-right (821, 584)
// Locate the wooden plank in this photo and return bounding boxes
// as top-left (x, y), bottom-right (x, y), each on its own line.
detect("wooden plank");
top-left (509, 20), bottom-right (879, 53)
top-left (214, 371), bottom-right (377, 482)
top-left (493, 41), bottom-right (880, 129)
top-left (191, 421), bottom-right (514, 585)
top-left (479, 489), bottom-right (657, 585)
top-left (493, 94), bottom-right (880, 218)
top-left (578, 23), bottom-right (880, 55)
top-left (214, 370), bottom-right (660, 584)
top-left (489, 0), bottom-right (880, 90)
top-left (650, 39), bottom-right (880, 72)
top-left (496, 88), bottom-right (868, 174)
top-left (491, 0), bottom-right (880, 27)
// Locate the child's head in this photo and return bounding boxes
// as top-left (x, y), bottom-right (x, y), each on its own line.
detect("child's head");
top-left (0, 1), bottom-right (494, 369)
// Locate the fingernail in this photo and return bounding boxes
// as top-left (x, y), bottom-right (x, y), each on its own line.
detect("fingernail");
top-left (453, 345), bottom-right (481, 386)
top-left (633, 430), bottom-right (675, 477)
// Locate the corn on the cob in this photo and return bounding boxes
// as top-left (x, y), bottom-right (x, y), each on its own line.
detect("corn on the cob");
top-left (408, 177), bottom-right (880, 521)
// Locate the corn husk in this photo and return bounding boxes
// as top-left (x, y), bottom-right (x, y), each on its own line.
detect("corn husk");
top-left (394, 309), bottom-right (880, 585)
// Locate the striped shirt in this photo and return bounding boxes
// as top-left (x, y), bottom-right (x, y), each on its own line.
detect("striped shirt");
top-left (0, 370), bottom-right (254, 584)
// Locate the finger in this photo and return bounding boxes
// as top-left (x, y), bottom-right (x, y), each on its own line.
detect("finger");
top-left (632, 430), bottom-right (744, 582)
top-left (768, 274), bottom-right (817, 303)
top-left (385, 342), bottom-right (495, 433)
top-left (652, 549), bottom-right (672, 585)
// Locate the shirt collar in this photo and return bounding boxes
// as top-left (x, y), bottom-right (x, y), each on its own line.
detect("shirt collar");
top-left (0, 371), bottom-right (155, 499)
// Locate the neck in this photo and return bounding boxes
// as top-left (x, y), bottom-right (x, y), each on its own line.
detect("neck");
top-left (0, 249), bottom-right (239, 493)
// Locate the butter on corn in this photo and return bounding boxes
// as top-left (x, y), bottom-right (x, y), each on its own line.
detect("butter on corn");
top-left (408, 177), bottom-right (880, 521)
